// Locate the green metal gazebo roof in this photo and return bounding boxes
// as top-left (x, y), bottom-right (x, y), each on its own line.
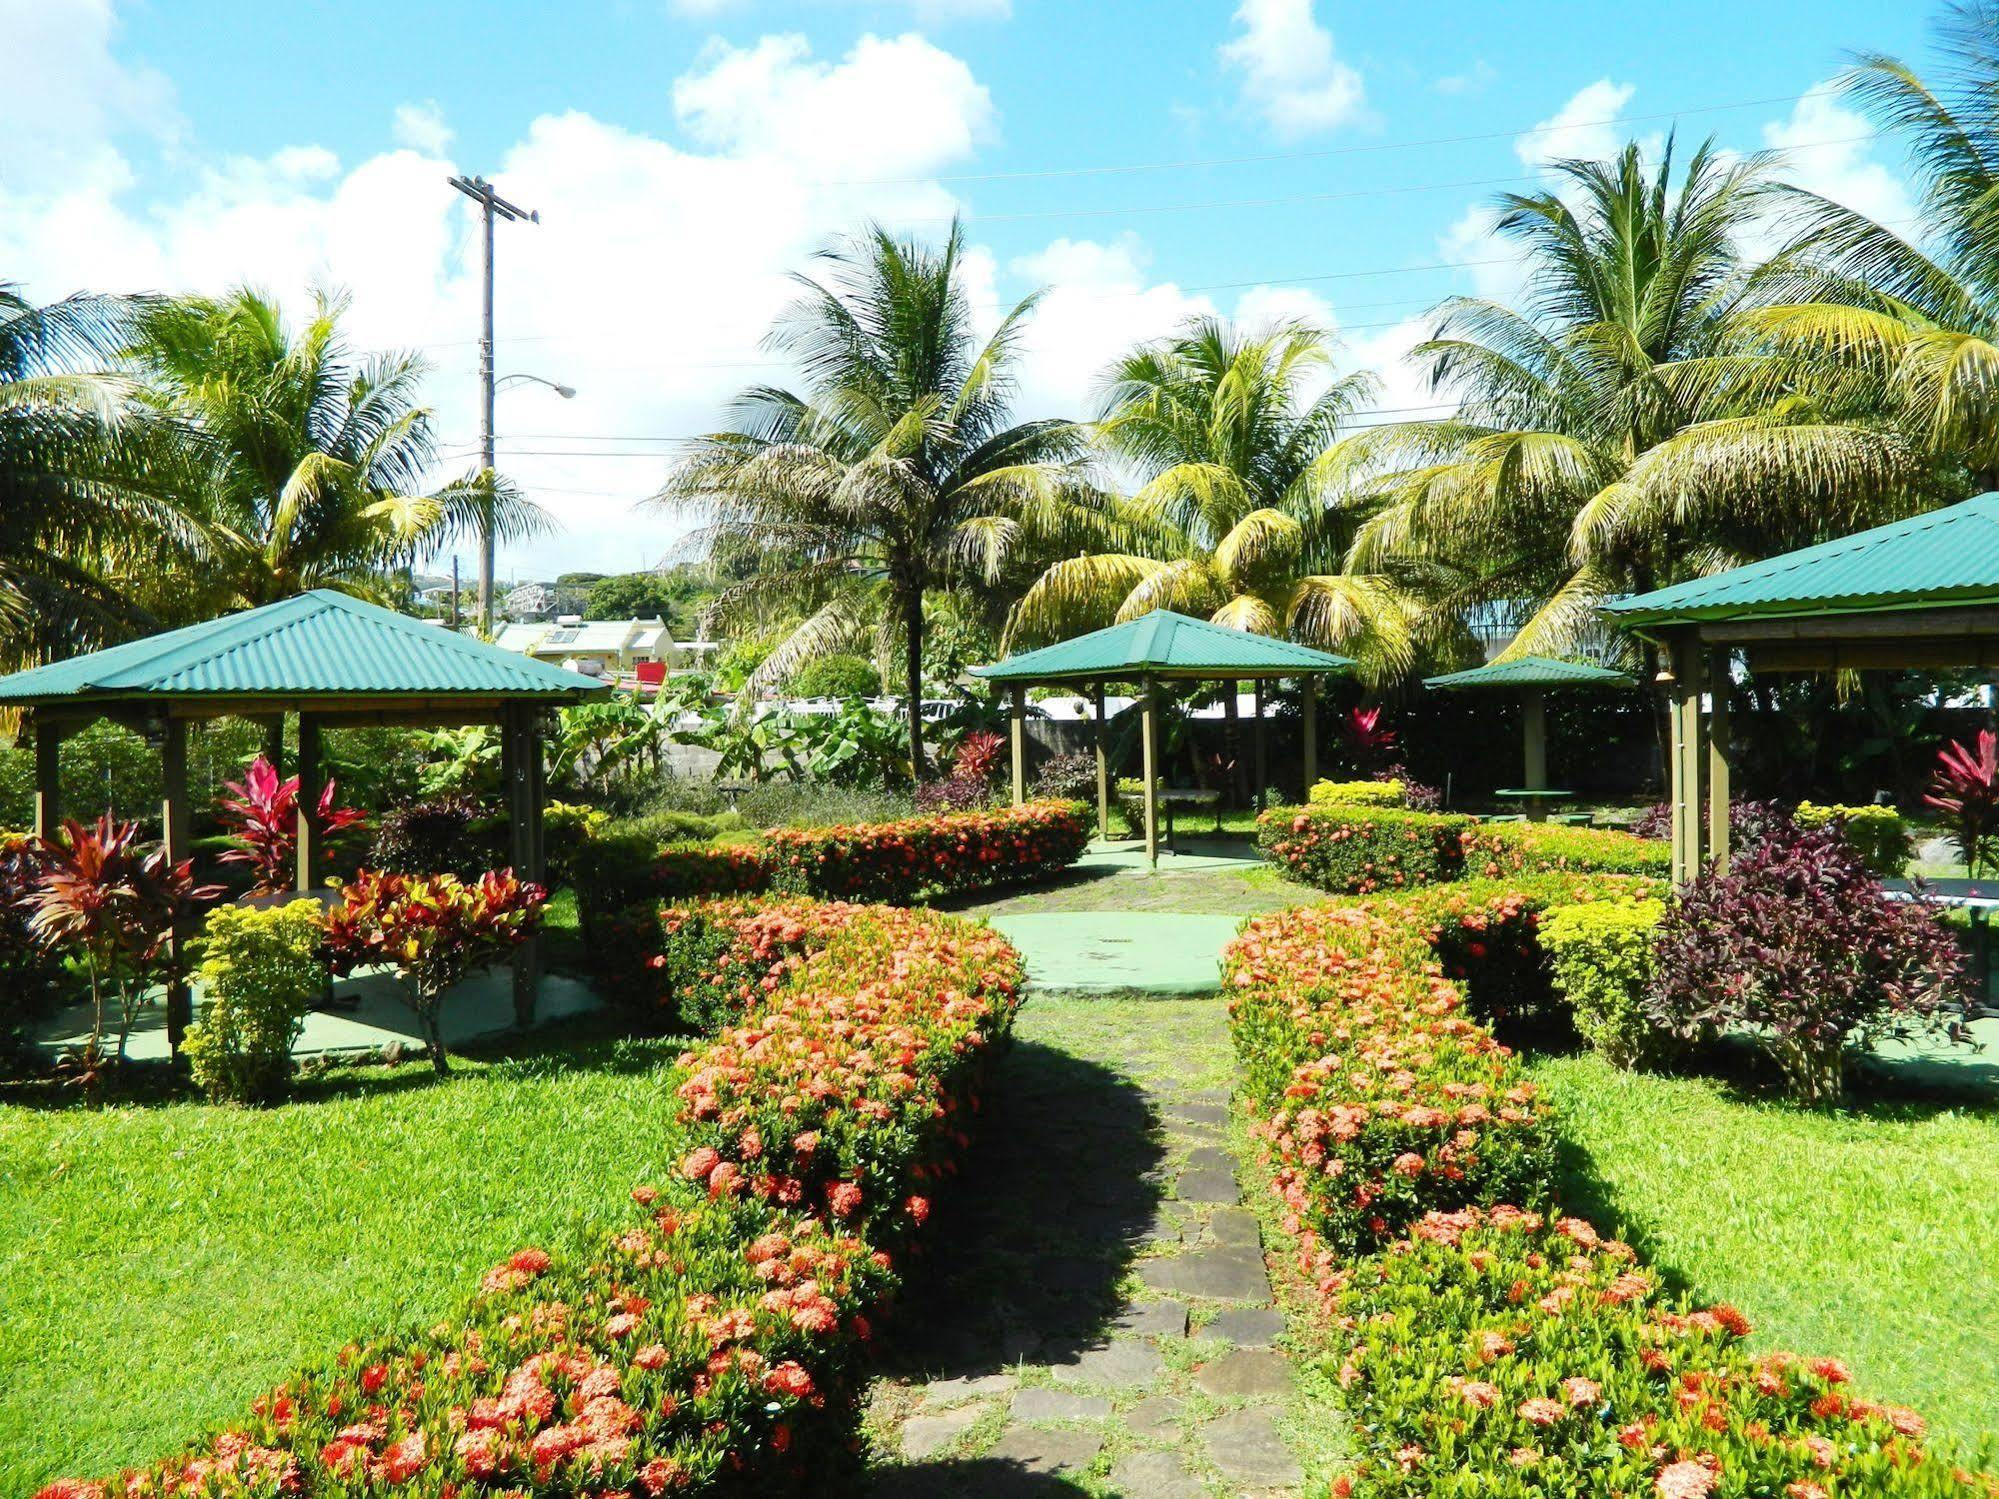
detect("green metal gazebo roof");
top-left (1605, 492), bottom-right (1999, 628)
top-left (973, 610), bottom-right (1354, 683)
top-left (1425, 655), bottom-right (1634, 690)
top-left (0, 589), bottom-right (610, 707)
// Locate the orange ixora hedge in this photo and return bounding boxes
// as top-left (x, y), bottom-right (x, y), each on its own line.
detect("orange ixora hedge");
top-left (41, 899), bottom-right (1022, 1499)
top-left (1224, 880), bottom-right (1994, 1499)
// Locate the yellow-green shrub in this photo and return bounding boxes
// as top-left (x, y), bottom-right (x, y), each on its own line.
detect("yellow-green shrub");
top-left (1794, 800), bottom-right (1912, 877)
top-left (1309, 778), bottom-right (1404, 808)
top-left (543, 800), bottom-right (611, 886)
top-left (1540, 895), bottom-right (1667, 1068)
top-left (183, 900), bottom-right (327, 1104)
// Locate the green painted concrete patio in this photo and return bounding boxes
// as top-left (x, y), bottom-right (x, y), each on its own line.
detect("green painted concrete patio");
top-left (981, 838), bottom-right (1266, 992)
top-left (34, 969), bottom-right (603, 1063)
top-left (988, 911), bottom-right (1244, 993)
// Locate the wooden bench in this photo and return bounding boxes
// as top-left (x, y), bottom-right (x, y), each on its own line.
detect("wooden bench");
top-left (1158, 787), bottom-right (1223, 844)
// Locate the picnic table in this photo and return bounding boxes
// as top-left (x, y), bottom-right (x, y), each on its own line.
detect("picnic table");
top-left (1158, 787), bottom-right (1223, 846)
top-left (1492, 787), bottom-right (1576, 823)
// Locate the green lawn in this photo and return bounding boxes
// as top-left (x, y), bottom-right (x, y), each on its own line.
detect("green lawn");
top-left (1527, 1052), bottom-right (1999, 1456)
top-left (0, 1022), bottom-right (689, 1492)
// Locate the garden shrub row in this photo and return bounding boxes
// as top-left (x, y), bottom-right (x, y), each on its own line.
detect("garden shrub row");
top-left (48, 897), bottom-right (1024, 1499)
top-left (761, 799), bottom-right (1090, 904)
top-left (1258, 803), bottom-right (1668, 895)
top-left (575, 802), bottom-right (1089, 1020)
top-left (1223, 885), bottom-right (1985, 1499)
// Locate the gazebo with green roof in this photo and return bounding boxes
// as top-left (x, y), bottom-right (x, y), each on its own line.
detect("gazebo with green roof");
top-left (0, 589), bottom-right (609, 1051)
top-left (1424, 655), bottom-right (1635, 820)
top-left (973, 610), bottom-right (1354, 865)
top-left (1605, 491), bottom-right (1999, 881)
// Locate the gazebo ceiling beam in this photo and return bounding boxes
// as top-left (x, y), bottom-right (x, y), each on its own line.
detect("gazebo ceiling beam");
top-left (1744, 640), bottom-right (1999, 673)
top-left (1700, 605), bottom-right (1999, 644)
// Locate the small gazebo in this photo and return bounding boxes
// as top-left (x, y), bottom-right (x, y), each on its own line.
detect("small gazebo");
top-left (0, 589), bottom-right (608, 1051)
top-left (1424, 654), bottom-right (1635, 819)
top-left (1605, 492), bottom-right (1999, 882)
top-left (972, 610), bottom-right (1353, 866)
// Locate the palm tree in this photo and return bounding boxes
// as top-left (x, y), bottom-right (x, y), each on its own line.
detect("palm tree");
top-left (1745, 2), bottom-right (1999, 493)
top-left (1338, 138), bottom-right (1925, 668)
top-left (0, 284), bottom-right (186, 666)
top-left (653, 221), bottom-right (1094, 772)
top-left (1008, 317), bottom-right (1413, 680)
top-left (132, 287), bottom-right (545, 619)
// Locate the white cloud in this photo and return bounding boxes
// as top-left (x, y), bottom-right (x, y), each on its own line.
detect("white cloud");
top-left (1005, 237), bottom-right (1212, 418)
top-left (1762, 82), bottom-right (1916, 230)
top-left (1517, 79), bottom-right (1636, 170)
top-left (0, 27), bottom-right (991, 578)
top-left (673, 32), bottom-right (994, 180)
top-left (669, 0), bottom-right (1010, 19)
top-left (1220, 0), bottom-right (1367, 139)
top-left (391, 100), bottom-right (454, 157)
top-left (1435, 61), bottom-right (1496, 97)
top-left (0, 0), bottom-right (178, 197)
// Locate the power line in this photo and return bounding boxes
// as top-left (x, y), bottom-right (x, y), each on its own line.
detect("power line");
top-left (368, 130), bottom-right (1890, 361)
top-left (827, 91), bottom-right (1823, 187)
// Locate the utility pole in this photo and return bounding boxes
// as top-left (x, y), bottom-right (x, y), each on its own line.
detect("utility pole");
top-left (447, 173), bottom-right (537, 635)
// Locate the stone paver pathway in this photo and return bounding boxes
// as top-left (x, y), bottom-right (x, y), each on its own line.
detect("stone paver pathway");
top-left (864, 991), bottom-right (1313, 1497)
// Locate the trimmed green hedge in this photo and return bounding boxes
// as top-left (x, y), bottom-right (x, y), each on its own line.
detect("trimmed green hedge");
top-left (1225, 882), bottom-right (1982, 1499)
top-left (574, 802), bottom-right (1090, 1026)
top-left (1259, 805), bottom-right (1668, 895)
top-left (1308, 778), bottom-right (1405, 808)
top-left (53, 899), bottom-right (1023, 1499)
top-left (1794, 800), bottom-right (1913, 878)
top-left (1540, 895), bottom-right (1667, 1068)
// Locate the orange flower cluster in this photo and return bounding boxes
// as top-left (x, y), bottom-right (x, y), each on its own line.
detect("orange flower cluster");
top-left (1224, 882), bottom-right (1991, 1499)
top-left (43, 898), bottom-right (1021, 1499)
top-left (762, 799), bottom-right (1090, 904)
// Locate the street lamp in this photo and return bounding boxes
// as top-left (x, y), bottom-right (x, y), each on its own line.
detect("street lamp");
top-left (498, 373), bottom-right (576, 399)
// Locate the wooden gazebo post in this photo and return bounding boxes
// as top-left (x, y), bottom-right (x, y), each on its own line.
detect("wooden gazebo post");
top-left (1253, 679), bottom-right (1268, 811)
top-left (1008, 685), bottom-right (1027, 807)
top-left (32, 716), bottom-right (62, 840)
top-left (1521, 688), bottom-right (1548, 791)
top-left (160, 715), bottom-right (193, 1052)
top-left (296, 712), bottom-right (323, 892)
top-left (501, 702), bottom-right (548, 1030)
top-left (1141, 674), bottom-right (1160, 867)
top-left (1091, 681), bottom-right (1110, 840)
top-left (1301, 675), bottom-right (1319, 793)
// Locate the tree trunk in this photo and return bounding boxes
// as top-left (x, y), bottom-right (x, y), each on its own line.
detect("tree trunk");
top-left (902, 588), bottom-right (927, 779)
top-left (421, 1004), bottom-right (451, 1076)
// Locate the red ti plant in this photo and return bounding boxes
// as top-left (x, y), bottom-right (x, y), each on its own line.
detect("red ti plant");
top-left (26, 813), bottom-right (220, 1072)
top-left (217, 755), bottom-right (367, 895)
top-left (1343, 705), bottom-right (1398, 774)
top-left (952, 730), bottom-right (1007, 782)
top-left (1925, 729), bottom-right (1999, 878)
top-left (320, 868), bottom-right (546, 1075)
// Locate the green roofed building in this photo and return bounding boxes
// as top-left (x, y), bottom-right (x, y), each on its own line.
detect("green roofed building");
top-left (0, 589), bottom-right (609, 1049)
top-left (974, 610), bottom-right (1353, 865)
top-left (1424, 655), bottom-right (1635, 821)
top-left (1604, 491), bottom-right (1999, 882)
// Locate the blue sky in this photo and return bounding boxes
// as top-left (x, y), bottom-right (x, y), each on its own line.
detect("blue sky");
top-left (1, 0), bottom-right (1942, 578)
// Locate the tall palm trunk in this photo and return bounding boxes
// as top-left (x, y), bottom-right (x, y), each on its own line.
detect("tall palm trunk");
top-left (901, 588), bottom-right (927, 778)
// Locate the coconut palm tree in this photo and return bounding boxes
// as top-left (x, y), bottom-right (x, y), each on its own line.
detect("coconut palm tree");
top-left (0, 284), bottom-right (187, 665)
top-left (1008, 317), bottom-right (1413, 679)
top-left (653, 221), bottom-right (1095, 772)
top-left (132, 287), bottom-right (546, 620)
top-left (1744, 2), bottom-right (1999, 493)
top-left (1338, 138), bottom-right (1926, 668)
